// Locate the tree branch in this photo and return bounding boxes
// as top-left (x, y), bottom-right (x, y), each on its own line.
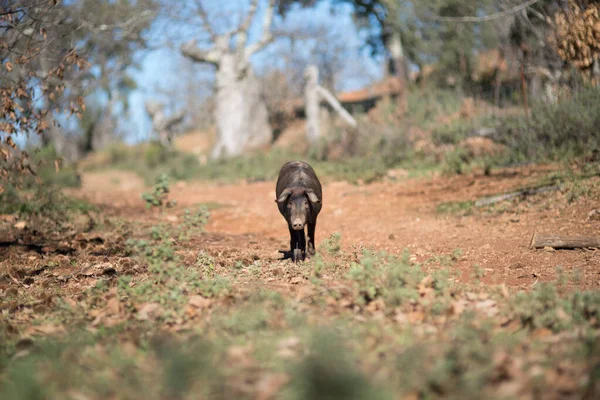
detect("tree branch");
top-left (76, 10), bottom-right (156, 39)
top-left (236, 0), bottom-right (259, 50)
top-left (244, 0), bottom-right (275, 58)
top-left (316, 86), bottom-right (357, 128)
top-left (525, 4), bottom-right (553, 26)
top-left (420, 0), bottom-right (543, 23)
top-left (181, 40), bottom-right (220, 65)
top-left (194, 0), bottom-right (217, 41)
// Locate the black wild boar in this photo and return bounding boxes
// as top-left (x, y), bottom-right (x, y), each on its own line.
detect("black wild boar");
top-left (275, 161), bottom-right (322, 262)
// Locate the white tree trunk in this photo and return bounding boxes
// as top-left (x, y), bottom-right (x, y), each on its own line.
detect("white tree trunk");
top-left (388, 30), bottom-right (407, 83)
top-left (180, 0), bottom-right (275, 159)
top-left (212, 53), bottom-right (272, 159)
top-left (304, 65), bottom-right (320, 145)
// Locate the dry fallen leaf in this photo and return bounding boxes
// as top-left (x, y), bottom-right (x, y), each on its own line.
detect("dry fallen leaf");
top-left (62, 297), bottom-right (77, 309)
top-left (25, 324), bottom-right (66, 336)
top-left (531, 327), bottom-right (553, 339)
top-left (137, 303), bottom-right (162, 321)
top-left (499, 284), bottom-right (510, 299)
top-left (401, 392), bottom-right (419, 400)
top-left (418, 275), bottom-right (434, 298)
top-left (366, 298), bottom-right (385, 312)
top-left (475, 299), bottom-right (498, 317)
top-left (67, 391), bottom-right (93, 400)
top-left (255, 373), bottom-right (290, 400)
top-left (290, 276), bottom-right (304, 285)
top-left (91, 310), bottom-right (108, 327)
top-left (450, 299), bottom-right (469, 316)
top-left (276, 336), bottom-right (301, 359)
top-left (13, 221), bottom-right (27, 230)
top-left (465, 292), bottom-right (478, 301)
top-left (394, 311), bottom-right (409, 324)
top-left (0, 214), bottom-right (16, 222)
top-left (408, 311), bottom-right (425, 323)
top-left (226, 344), bottom-right (255, 368)
top-left (188, 295), bottom-right (212, 309)
top-left (106, 297), bottom-right (121, 315)
top-left (80, 267), bottom-right (96, 277)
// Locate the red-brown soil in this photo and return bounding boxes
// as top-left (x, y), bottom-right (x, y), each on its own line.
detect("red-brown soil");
top-left (68, 165), bottom-right (600, 291)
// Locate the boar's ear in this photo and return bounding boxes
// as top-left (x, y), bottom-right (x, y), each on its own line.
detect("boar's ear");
top-left (305, 189), bottom-right (321, 204)
top-left (276, 188), bottom-right (293, 203)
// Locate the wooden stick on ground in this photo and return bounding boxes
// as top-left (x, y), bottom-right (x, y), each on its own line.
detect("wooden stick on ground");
top-left (475, 185), bottom-right (561, 207)
top-left (530, 233), bottom-right (600, 249)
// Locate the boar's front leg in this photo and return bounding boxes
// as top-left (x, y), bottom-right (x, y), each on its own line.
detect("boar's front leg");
top-left (307, 221), bottom-right (316, 256)
top-left (288, 226), bottom-right (298, 254)
top-left (288, 226), bottom-right (306, 262)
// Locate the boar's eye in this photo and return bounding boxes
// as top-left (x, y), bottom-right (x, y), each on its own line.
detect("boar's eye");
top-left (287, 202), bottom-right (293, 209)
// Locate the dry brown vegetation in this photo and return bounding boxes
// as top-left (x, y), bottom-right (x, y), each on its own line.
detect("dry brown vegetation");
top-left (553, 0), bottom-right (600, 73)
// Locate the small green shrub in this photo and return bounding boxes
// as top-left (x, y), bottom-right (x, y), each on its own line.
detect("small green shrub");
top-left (512, 283), bottom-right (600, 332)
top-left (347, 250), bottom-right (423, 306)
top-left (405, 88), bottom-right (464, 129)
top-left (178, 206), bottom-right (210, 241)
top-left (0, 184), bottom-right (96, 229)
top-left (320, 233), bottom-right (342, 255)
top-left (31, 145), bottom-right (81, 188)
top-left (142, 174), bottom-right (172, 209)
top-left (144, 143), bottom-right (170, 168)
top-left (442, 147), bottom-right (472, 175)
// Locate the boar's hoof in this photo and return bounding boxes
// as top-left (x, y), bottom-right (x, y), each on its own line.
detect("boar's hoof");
top-left (293, 249), bottom-right (304, 263)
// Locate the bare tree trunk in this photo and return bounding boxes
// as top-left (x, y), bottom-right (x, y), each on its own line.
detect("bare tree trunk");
top-left (181, 0), bottom-right (275, 159)
top-left (387, 30), bottom-right (407, 113)
top-left (211, 54), bottom-right (271, 158)
top-left (304, 65), bottom-right (320, 145)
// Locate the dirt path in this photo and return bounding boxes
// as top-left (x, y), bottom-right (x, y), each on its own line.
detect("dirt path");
top-left (70, 166), bottom-right (600, 289)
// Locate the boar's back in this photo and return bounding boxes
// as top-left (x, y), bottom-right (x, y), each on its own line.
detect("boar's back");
top-left (276, 161), bottom-right (322, 197)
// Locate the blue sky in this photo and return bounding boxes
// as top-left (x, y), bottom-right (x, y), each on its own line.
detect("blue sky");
top-left (125, 0), bottom-right (382, 143)
top-left (9, 0), bottom-right (382, 148)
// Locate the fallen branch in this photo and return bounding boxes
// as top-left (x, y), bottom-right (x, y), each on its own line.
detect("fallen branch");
top-left (316, 86), bottom-right (357, 128)
top-left (475, 185), bottom-right (561, 207)
top-left (530, 233), bottom-right (600, 249)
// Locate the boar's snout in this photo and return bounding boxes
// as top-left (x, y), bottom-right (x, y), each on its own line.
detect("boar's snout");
top-left (292, 219), bottom-right (304, 231)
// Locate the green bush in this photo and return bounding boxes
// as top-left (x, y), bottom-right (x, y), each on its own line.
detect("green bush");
top-left (405, 88), bottom-right (464, 129)
top-left (497, 86), bottom-right (600, 162)
top-left (144, 143), bottom-right (170, 168)
top-left (0, 183), bottom-right (96, 229)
